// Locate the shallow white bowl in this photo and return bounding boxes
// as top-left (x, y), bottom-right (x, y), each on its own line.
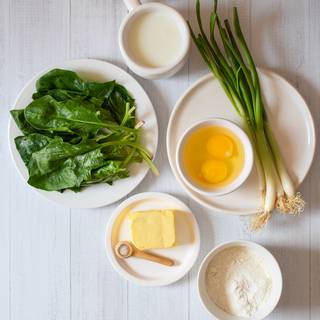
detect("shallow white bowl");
top-left (8, 59), bottom-right (158, 208)
top-left (198, 240), bottom-right (283, 320)
top-left (176, 118), bottom-right (254, 196)
top-left (167, 70), bottom-right (315, 214)
top-left (105, 192), bottom-right (200, 286)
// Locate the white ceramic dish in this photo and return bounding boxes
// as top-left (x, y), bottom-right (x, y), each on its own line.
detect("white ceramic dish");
top-left (198, 240), bottom-right (283, 320)
top-left (8, 59), bottom-right (158, 208)
top-left (119, 1), bottom-right (190, 79)
top-left (167, 69), bottom-right (315, 215)
top-left (176, 118), bottom-right (254, 196)
top-left (105, 192), bottom-right (200, 286)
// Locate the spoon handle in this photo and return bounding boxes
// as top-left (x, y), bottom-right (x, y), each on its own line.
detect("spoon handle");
top-left (133, 249), bottom-right (174, 267)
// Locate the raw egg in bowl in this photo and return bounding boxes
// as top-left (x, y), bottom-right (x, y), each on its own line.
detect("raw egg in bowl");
top-left (176, 118), bottom-right (254, 196)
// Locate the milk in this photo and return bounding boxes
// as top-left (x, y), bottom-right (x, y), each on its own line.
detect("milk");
top-left (127, 11), bottom-right (183, 68)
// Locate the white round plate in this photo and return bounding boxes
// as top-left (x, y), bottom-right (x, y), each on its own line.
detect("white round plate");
top-left (8, 59), bottom-right (158, 208)
top-left (105, 192), bottom-right (200, 286)
top-left (167, 69), bottom-right (315, 215)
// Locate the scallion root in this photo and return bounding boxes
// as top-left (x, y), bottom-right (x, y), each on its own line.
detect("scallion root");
top-left (251, 211), bottom-right (272, 231)
top-left (276, 192), bottom-right (305, 215)
top-left (276, 194), bottom-right (287, 212)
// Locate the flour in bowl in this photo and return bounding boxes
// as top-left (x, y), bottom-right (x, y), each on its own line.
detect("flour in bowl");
top-left (206, 246), bottom-right (272, 317)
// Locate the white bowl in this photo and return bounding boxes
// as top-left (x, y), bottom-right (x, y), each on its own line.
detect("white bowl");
top-left (198, 240), bottom-right (283, 320)
top-left (176, 118), bottom-right (254, 196)
top-left (119, 2), bottom-right (190, 79)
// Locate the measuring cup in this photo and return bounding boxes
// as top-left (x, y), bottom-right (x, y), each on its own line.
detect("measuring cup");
top-left (119, 0), bottom-right (190, 79)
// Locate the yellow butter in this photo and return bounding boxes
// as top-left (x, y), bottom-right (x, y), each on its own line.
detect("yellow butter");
top-left (129, 210), bottom-right (176, 250)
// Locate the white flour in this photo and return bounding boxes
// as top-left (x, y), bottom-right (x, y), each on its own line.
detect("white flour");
top-left (206, 246), bottom-right (272, 317)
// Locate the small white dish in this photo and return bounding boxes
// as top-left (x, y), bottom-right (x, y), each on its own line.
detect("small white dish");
top-left (176, 118), bottom-right (253, 196)
top-left (105, 192), bottom-right (200, 286)
top-left (8, 59), bottom-right (158, 209)
top-left (167, 69), bottom-right (315, 215)
top-left (198, 240), bottom-right (283, 320)
top-left (119, 1), bottom-right (190, 79)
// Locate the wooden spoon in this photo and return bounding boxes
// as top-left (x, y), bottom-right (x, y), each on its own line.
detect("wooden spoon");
top-left (114, 241), bottom-right (174, 267)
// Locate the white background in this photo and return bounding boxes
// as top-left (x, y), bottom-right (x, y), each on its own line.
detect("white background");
top-left (0, 0), bottom-right (319, 319)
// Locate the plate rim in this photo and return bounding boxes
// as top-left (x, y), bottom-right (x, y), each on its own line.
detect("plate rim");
top-left (8, 58), bottom-right (158, 209)
top-left (166, 69), bottom-right (316, 215)
top-left (105, 192), bottom-right (201, 287)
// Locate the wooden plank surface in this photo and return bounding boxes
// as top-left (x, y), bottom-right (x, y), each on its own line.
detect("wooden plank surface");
top-left (69, 2), bottom-right (128, 320)
top-left (0, 1), bottom-right (319, 319)
top-left (0, 0), bottom-right (11, 318)
top-left (4, 1), bottom-right (71, 320)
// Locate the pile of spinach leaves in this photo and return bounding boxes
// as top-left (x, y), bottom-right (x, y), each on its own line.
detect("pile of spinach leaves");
top-left (11, 69), bottom-right (158, 192)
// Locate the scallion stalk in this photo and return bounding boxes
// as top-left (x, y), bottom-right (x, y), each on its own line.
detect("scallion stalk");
top-left (188, 0), bottom-right (305, 229)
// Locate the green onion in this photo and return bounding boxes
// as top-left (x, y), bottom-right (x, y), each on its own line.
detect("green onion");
top-left (188, 0), bottom-right (305, 229)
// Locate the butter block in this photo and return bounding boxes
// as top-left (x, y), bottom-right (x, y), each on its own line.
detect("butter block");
top-left (129, 210), bottom-right (176, 250)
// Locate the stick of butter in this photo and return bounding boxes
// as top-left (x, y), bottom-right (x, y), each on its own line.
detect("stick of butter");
top-left (129, 210), bottom-right (176, 250)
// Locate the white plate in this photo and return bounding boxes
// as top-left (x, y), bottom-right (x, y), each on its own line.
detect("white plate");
top-left (167, 69), bottom-right (315, 215)
top-left (8, 59), bottom-right (158, 208)
top-left (105, 192), bottom-right (200, 286)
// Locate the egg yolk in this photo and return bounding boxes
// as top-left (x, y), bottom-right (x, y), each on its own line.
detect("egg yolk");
top-left (201, 160), bottom-right (228, 183)
top-left (206, 134), bottom-right (234, 159)
top-left (181, 125), bottom-right (244, 189)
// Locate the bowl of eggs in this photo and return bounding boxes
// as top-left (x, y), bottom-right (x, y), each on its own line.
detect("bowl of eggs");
top-left (176, 118), bottom-right (254, 196)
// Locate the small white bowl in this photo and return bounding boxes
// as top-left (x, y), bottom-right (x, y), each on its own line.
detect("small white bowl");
top-left (176, 118), bottom-right (254, 196)
top-left (198, 241), bottom-right (283, 320)
top-left (119, 1), bottom-right (190, 79)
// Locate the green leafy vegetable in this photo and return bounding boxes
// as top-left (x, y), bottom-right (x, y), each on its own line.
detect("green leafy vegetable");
top-left (15, 133), bottom-right (52, 165)
top-left (35, 69), bottom-right (87, 93)
top-left (10, 110), bottom-right (37, 135)
top-left (24, 95), bottom-right (114, 137)
top-left (28, 148), bottom-right (106, 191)
top-left (10, 68), bottom-right (158, 192)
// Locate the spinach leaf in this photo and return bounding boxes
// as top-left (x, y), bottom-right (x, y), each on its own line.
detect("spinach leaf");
top-left (24, 95), bottom-right (114, 136)
top-left (33, 89), bottom-right (88, 101)
top-left (28, 148), bottom-right (106, 191)
top-left (84, 161), bottom-right (129, 185)
top-left (10, 109), bottom-right (37, 135)
top-left (33, 69), bottom-right (115, 101)
top-left (14, 133), bottom-right (52, 165)
top-left (27, 137), bottom-right (100, 177)
top-left (86, 81), bottom-right (115, 98)
top-left (105, 83), bottom-right (135, 128)
top-left (35, 69), bottom-right (87, 93)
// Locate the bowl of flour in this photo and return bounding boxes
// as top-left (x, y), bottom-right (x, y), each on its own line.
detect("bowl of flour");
top-left (197, 241), bottom-right (282, 320)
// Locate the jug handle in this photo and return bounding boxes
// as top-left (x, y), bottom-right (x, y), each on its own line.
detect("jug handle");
top-left (123, 0), bottom-right (141, 11)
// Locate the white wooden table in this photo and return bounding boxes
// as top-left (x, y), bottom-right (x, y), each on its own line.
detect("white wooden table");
top-left (0, 1), bottom-right (319, 319)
